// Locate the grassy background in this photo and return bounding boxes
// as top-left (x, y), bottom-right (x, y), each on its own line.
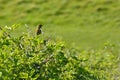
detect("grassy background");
top-left (0, 0), bottom-right (120, 49)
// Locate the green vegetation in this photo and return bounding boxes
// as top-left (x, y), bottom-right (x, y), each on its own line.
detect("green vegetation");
top-left (0, 0), bottom-right (120, 49)
top-left (0, 25), bottom-right (120, 80)
top-left (0, 0), bottom-right (120, 79)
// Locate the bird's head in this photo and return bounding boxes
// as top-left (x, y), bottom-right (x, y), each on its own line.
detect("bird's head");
top-left (38, 24), bottom-right (42, 29)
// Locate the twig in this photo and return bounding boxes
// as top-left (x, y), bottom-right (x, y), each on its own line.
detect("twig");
top-left (40, 54), bottom-right (54, 66)
top-left (0, 26), bottom-right (11, 37)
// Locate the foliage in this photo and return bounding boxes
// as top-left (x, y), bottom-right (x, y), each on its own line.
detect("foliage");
top-left (0, 25), bottom-right (120, 80)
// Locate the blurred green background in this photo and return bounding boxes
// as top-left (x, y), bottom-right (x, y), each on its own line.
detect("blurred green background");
top-left (0, 0), bottom-right (120, 49)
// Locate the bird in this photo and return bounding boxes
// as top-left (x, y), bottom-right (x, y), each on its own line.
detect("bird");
top-left (36, 24), bottom-right (43, 35)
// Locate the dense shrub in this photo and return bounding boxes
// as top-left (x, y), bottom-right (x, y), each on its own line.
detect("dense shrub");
top-left (0, 25), bottom-right (119, 80)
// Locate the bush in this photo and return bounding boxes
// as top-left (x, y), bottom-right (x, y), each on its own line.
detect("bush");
top-left (0, 25), bottom-right (119, 80)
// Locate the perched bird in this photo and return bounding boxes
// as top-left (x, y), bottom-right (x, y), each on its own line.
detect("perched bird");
top-left (36, 24), bottom-right (43, 35)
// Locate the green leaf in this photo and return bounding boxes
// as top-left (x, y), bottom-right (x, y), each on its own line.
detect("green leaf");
top-left (19, 72), bottom-right (28, 79)
top-left (0, 72), bottom-right (2, 77)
